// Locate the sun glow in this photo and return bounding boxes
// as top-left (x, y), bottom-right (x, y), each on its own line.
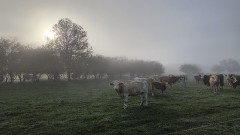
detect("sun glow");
top-left (44, 29), bottom-right (55, 40)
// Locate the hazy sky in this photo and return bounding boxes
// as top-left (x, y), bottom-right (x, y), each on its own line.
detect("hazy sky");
top-left (1, 0), bottom-right (240, 73)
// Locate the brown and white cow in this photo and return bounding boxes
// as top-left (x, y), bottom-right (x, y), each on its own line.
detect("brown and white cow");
top-left (110, 80), bottom-right (148, 109)
top-left (151, 81), bottom-right (167, 96)
top-left (227, 74), bottom-right (240, 89)
top-left (209, 75), bottom-right (220, 92)
top-left (159, 75), bottom-right (183, 88)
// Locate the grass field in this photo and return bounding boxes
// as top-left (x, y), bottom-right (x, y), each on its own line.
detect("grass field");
top-left (1, 79), bottom-right (240, 135)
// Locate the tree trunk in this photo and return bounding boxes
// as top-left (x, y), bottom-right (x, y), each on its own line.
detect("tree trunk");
top-left (5, 76), bottom-right (8, 83)
top-left (18, 74), bottom-right (22, 83)
top-left (67, 70), bottom-right (71, 81)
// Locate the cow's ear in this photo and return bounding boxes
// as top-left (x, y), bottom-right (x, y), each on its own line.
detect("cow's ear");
top-left (109, 82), bottom-right (114, 86)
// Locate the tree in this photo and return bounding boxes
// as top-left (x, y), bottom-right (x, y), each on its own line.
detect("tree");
top-left (179, 64), bottom-right (201, 75)
top-left (0, 38), bottom-right (26, 83)
top-left (212, 65), bottom-right (225, 74)
top-left (213, 58), bottom-right (240, 73)
top-left (50, 18), bottom-right (92, 81)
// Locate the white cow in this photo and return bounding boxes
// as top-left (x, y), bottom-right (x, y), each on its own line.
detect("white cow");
top-left (134, 77), bottom-right (153, 89)
top-left (110, 80), bottom-right (148, 109)
top-left (209, 75), bottom-right (219, 92)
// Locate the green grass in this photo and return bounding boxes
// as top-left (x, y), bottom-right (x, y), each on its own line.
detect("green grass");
top-left (1, 80), bottom-right (240, 135)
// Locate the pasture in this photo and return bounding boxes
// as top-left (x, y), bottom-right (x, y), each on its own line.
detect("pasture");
top-left (1, 79), bottom-right (240, 135)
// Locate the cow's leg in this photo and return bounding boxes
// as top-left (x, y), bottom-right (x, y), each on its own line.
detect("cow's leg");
top-left (123, 95), bottom-right (128, 109)
top-left (140, 94), bottom-right (144, 106)
top-left (145, 93), bottom-right (148, 106)
top-left (151, 85), bottom-right (154, 96)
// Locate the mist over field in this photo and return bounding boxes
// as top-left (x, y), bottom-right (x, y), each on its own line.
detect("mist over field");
top-left (1, 1), bottom-right (240, 135)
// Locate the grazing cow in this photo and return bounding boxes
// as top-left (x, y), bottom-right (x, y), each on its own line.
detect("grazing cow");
top-left (159, 76), bottom-right (179, 88)
top-left (227, 74), bottom-right (240, 89)
top-left (151, 81), bottom-right (167, 96)
top-left (194, 74), bottom-right (203, 84)
top-left (110, 80), bottom-right (148, 109)
top-left (209, 75), bottom-right (220, 92)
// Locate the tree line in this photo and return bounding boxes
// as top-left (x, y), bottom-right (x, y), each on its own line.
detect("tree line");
top-left (0, 18), bottom-right (164, 83)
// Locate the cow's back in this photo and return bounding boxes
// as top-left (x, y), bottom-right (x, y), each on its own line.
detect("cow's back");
top-left (126, 81), bottom-right (146, 96)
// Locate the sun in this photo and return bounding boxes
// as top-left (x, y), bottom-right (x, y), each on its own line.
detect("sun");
top-left (44, 29), bottom-right (55, 40)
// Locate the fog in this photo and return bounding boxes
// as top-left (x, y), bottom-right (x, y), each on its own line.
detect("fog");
top-left (1, 0), bottom-right (240, 74)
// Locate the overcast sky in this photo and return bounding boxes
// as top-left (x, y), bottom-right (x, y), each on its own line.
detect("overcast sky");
top-left (1, 0), bottom-right (240, 73)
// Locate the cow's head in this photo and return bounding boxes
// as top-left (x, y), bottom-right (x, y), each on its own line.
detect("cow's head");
top-left (210, 75), bottom-right (218, 82)
top-left (110, 80), bottom-right (124, 92)
top-left (228, 76), bottom-right (237, 83)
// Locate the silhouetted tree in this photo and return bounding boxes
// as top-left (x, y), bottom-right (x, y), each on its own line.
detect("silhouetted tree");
top-left (212, 65), bottom-right (225, 74)
top-left (0, 38), bottom-right (25, 83)
top-left (179, 64), bottom-right (201, 75)
top-left (50, 18), bottom-right (92, 81)
top-left (213, 58), bottom-right (240, 73)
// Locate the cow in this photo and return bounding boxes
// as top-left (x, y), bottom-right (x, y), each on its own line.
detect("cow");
top-left (159, 76), bottom-right (179, 88)
top-left (134, 77), bottom-right (153, 89)
top-left (217, 74), bottom-right (224, 90)
top-left (209, 75), bottom-right (220, 92)
top-left (151, 81), bottom-right (167, 96)
top-left (203, 75), bottom-right (210, 87)
top-left (194, 74), bottom-right (203, 84)
top-left (110, 80), bottom-right (148, 109)
top-left (227, 74), bottom-right (240, 89)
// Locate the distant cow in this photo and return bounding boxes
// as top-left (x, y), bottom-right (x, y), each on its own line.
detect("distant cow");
top-left (151, 81), bottom-right (167, 96)
top-left (203, 75), bottom-right (210, 87)
top-left (159, 76), bottom-right (180, 88)
top-left (227, 74), bottom-right (240, 89)
top-left (110, 80), bottom-right (148, 109)
top-left (209, 75), bottom-right (220, 92)
top-left (217, 74), bottom-right (224, 89)
top-left (194, 74), bottom-right (203, 84)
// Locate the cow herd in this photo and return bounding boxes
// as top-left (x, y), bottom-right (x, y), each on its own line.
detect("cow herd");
top-left (109, 75), bottom-right (186, 109)
top-left (110, 74), bottom-right (240, 109)
top-left (194, 74), bottom-right (240, 92)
